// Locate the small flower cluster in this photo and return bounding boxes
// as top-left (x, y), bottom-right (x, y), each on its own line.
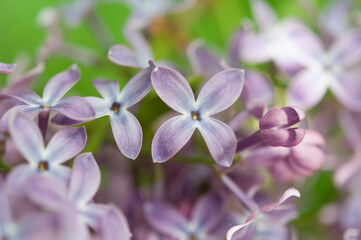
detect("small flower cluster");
top-left (1, 0), bottom-right (361, 239)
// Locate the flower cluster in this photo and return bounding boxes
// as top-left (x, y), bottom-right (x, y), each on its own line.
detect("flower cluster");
top-left (1, 0), bottom-right (360, 239)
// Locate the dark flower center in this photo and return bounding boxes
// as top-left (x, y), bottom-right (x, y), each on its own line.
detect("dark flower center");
top-left (110, 102), bottom-right (121, 114)
top-left (191, 111), bottom-right (201, 121)
top-left (189, 235), bottom-right (197, 240)
top-left (38, 161), bottom-right (49, 172)
top-left (40, 104), bottom-right (50, 110)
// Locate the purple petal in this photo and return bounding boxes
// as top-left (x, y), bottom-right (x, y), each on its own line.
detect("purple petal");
top-left (197, 118), bottom-right (236, 167)
top-left (287, 69), bottom-right (329, 110)
top-left (330, 70), bottom-right (361, 111)
top-left (9, 112), bottom-right (44, 163)
top-left (4, 90), bottom-right (42, 105)
top-left (288, 144), bottom-right (325, 176)
top-left (151, 66), bottom-right (195, 113)
top-left (226, 213), bottom-right (257, 240)
top-left (84, 96), bottom-right (110, 118)
top-left (93, 79), bottom-right (120, 103)
top-left (5, 165), bottom-right (35, 197)
top-left (240, 32), bottom-right (271, 63)
top-left (50, 114), bottom-right (84, 126)
top-left (187, 40), bottom-right (223, 80)
top-left (0, 62), bottom-right (16, 74)
top-left (52, 96), bottom-right (95, 121)
top-left (118, 65), bottom-right (154, 108)
top-left (330, 32), bottom-right (361, 68)
top-left (197, 69), bottom-right (244, 116)
top-left (144, 201), bottom-right (188, 238)
top-left (0, 105), bottom-right (42, 133)
top-left (108, 45), bottom-right (139, 68)
top-left (50, 165), bottom-right (72, 183)
top-left (152, 115), bottom-right (196, 163)
top-left (0, 180), bottom-right (11, 227)
top-left (100, 205), bottom-right (132, 240)
top-left (259, 107), bottom-right (305, 130)
top-left (68, 153), bottom-right (100, 205)
top-left (124, 26), bottom-right (152, 68)
top-left (26, 175), bottom-right (67, 211)
top-left (46, 127), bottom-right (87, 164)
top-left (43, 64), bottom-right (80, 105)
top-left (190, 193), bottom-right (224, 232)
top-left (259, 188), bottom-right (300, 212)
top-left (261, 128), bottom-right (305, 147)
top-left (110, 111), bottom-right (142, 159)
top-left (251, 0), bottom-right (277, 30)
top-left (334, 154), bottom-right (361, 188)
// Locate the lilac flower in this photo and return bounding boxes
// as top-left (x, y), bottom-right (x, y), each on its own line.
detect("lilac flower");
top-left (108, 27), bottom-right (153, 69)
top-left (26, 153), bottom-right (131, 240)
top-left (151, 65), bottom-right (244, 167)
top-left (0, 64), bottom-right (94, 132)
top-left (226, 188), bottom-right (300, 240)
top-left (52, 64), bottom-right (154, 159)
top-left (144, 193), bottom-right (224, 239)
top-left (6, 112), bottom-right (86, 195)
top-left (239, 0), bottom-right (317, 73)
top-left (0, 62), bottom-right (16, 75)
top-left (287, 31), bottom-right (361, 111)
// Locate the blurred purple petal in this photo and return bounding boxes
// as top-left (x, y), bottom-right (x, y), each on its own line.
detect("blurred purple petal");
top-left (288, 144), bottom-right (325, 176)
top-left (190, 193), bottom-right (224, 232)
top-left (100, 205), bottom-right (132, 240)
top-left (26, 175), bottom-right (67, 211)
top-left (124, 27), bottom-right (152, 68)
top-left (9, 112), bottom-right (44, 163)
top-left (151, 66), bottom-right (195, 113)
top-left (46, 127), bottom-right (87, 164)
top-left (330, 32), bottom-right (361, 68)
top-left (226, 214), bottom-right (257, 240)
top-left (93, 79), bottom-right (120, 103)
top-left (0, 105), bottom-right (42, 132)
top-left (251, 0), bottom-right (277, 30)
top-left (259, 188), bottom-right (300, 212)
top-left (108, 45), bottom-right (139, 68)
top-left (197, 69), bottom-right (244, 116)
top-left (118, 65), bottom-right (153, 108)
top-left (4, 90), bottom-right (42, 105)
top-left (0, 180), bottom-right (11, 227)
top-left (5, 164), bottom-right (35, 197)
top-left (240, 33), bottom-right (270, 63)
top-left (110, 111), bottom-right (142, 159)
top-left (144, 201), bottom-right (188, 238)
top-left (68, 153), bottom-right (100, 205)
top-left (330, 70), bottom-right (361, 111)
top-left (152, 116), bottom-right (196, 163)
top-left (53, 96), bottom-right (95, 121)
top-left (197, 118), bottom-right (236, 167)
top-left (287, 69), bottom-right (329, 109)
top-left (0, 62), bottom-right (16, 74)
top-left (43, 64), bottom-right (80, 105)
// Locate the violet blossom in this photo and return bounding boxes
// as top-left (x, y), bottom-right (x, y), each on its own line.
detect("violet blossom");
top-left (6, 112), bottom-right (86, 195)
top-left (151, 65), bottom-right (244, 167)
top-left (0, 62), bottom-right (16, 75)
top-left (26, 152), bottom-right (132, 240)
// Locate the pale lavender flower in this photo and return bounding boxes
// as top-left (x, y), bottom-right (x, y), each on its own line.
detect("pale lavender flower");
top-left (52, 63), bottom-right (154, 159)
top-left (144, 193), bottom-right (224, 240)
top-left (0, 64), bottom-right (95, 132)
top-left (287, 31), bottom-right (361, 111)
top-left (151, 65), bottom-right (244, 167)
top-left (0, 63), bottom-right (16, 75)
top-left (6, 112), bottom-right (86, 195)
top-left (26, 153), bottom-right (131, 240)
top-left (226, 188), bottom-right (300, 240)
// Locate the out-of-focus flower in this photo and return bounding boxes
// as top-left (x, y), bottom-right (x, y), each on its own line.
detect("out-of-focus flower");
top-left (0, 63), bottom-right (16, 75)
top-left (245, 130), bottom-right (326, 182)
top-left (0, 64), bottom-right (95, 132)
top-left (151, 65), bottom-right (244, 167)
top-left (239, 0), bottom-right (317, 74)
top-left (226, 188), bottom-right (300, 240)
top-left (52, 63), bottom-right (154, 159)
top-left (287, 31), bottom-right (361, 111)
top-left (144, 193), bottom-right (224, 239)
top-left (6, 112), bottom-right (86, 195)
top-left (26, 153), bottom-right (131, 240)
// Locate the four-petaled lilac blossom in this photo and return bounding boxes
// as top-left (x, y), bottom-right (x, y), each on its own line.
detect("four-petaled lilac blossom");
top-left (151, 65), bottom-right (244, 167)
top-left (287, 31), bottom-right (361, 111)
top-left (0, 64), bottom-right (95, 131)
top-left (144, 193), bottom-right (224, 240)
top-left (52, 64), bottom-right (154, 159)
top-left (26, 153), bottom-right (132, 240)
top-left (6, 112), bottom-right (87, 195)
top-left (0, 62), bottom-right (16, 75)
top-left (226, 188), bottom-right (300, 240)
